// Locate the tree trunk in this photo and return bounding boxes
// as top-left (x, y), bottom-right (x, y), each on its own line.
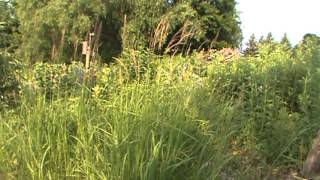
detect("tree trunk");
top-left (92, 21), bottom-right (102, 56)
top-left (50, 30), bottom-right (58, 61)
top-left (58, 27), bottom-right (66, 62)
top-left (73, 40), bottom-right (78, 61)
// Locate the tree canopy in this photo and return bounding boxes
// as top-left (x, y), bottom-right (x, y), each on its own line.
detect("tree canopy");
top-left (8, 0), bottom-right (242, 63)
top-left (243, 34), bottom-right (258, 57)
top-left (0, 0), bottom-right (19, 52)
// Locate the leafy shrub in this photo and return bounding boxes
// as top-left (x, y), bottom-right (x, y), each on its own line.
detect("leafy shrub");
top-left (191, 43), bottom-right (320, 176)
top-left (0, 52), bottom-right (21, 109)
top-left (33, 62), bottom-right (90, 98)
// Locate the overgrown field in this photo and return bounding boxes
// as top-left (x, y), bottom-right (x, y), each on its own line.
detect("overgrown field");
top-left (1, 43), bottom-right (320, 179)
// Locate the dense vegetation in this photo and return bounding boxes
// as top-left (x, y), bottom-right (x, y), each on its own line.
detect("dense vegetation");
top-left (0, 36), bottom-right (319, 179)
top-left (8, 0), bottom-right (241, 63)
top-left (1, 0), bottom-right (320, 179)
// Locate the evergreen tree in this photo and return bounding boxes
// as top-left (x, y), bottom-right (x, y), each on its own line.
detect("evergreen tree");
top-left (257, 32), bottom-right (279, 56)
top-left (244, 34), bottom-right (258, 57)
top-left (280, 33), bottom-right (292, 51)
top-left (258, 35), bottom-right (264, 44)
top-left (281, 33), bottom-right (291, 45)
top-left (264, 32), bottom-right (274, 44)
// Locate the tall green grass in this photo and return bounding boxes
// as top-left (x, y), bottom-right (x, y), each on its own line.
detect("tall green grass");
top-left (0, 45), bottom-right (320, 179)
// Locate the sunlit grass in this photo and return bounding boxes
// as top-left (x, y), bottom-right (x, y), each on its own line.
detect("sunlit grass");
top-left (0, 46), bottom-right (320, 179)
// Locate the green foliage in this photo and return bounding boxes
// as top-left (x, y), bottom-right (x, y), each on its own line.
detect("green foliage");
top-left (124, 0), bottom-right (168, 49)
top-left (1, 42), bottom-right (320, 178)
top-left (244, 34), bottom-right (258, 57)
top-left (14, 0), bottom-right (242, 63)
top-left (32, 62), bottom-right (89, 98)
top-left (280, 33), bottom-right (292, 50)
top-left (264, 32), bottom-right (275, 44)
top-left (129, 0), bottom-right (242, 54)
top-left (193, 0), bottom-right (242, 48)
top-left (16, 0), bottom-right (107, 62)
top-left (0, 52), bottom-right (21, 109)
top-left (0, 0), bottom-right (19, 52)
top-left (3, 1), bottom-right (320, 178)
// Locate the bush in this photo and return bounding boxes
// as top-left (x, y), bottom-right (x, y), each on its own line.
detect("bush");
top-left (0, 52), bottom-right (21, 109)
top-left (32, 62), bottom-right (93, 98)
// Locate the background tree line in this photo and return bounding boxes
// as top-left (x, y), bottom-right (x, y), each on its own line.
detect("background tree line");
top-left (243, 32), bottom-right (320, 57)
top-left (1, 0), bottom-right (242, 63)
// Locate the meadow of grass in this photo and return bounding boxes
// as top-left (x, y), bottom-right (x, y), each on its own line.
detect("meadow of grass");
top-left (0, 43), bottom-right (320, 179)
